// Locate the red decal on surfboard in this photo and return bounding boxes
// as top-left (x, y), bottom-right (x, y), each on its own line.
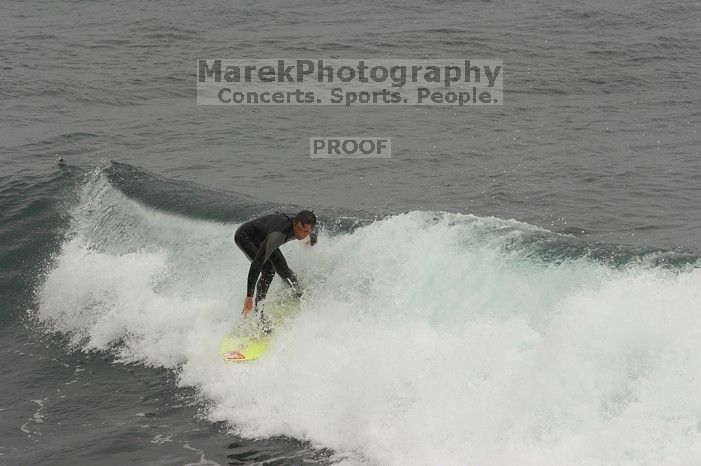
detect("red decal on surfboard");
top-left (225, 351), bottom-right (246, 360)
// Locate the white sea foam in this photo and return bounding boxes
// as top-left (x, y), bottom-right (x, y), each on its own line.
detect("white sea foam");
top-left (35, 174), bottom-right (701, 465)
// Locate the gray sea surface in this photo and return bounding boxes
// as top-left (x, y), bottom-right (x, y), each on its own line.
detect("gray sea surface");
top-left (3, 0), bottom-right (699, 250)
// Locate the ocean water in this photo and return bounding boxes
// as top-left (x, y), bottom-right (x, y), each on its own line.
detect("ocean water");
top-left (1, 0), bottom-right (700, 464)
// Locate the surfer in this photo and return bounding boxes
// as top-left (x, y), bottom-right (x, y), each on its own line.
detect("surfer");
top-left (234, 210), bottom-right (317, 319)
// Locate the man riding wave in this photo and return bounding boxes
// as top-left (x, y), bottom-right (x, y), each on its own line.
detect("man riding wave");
top-left (234, 210), bottom-right (317, 320)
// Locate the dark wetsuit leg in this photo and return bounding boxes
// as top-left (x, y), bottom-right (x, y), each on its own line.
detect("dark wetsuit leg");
top-left (234, 232), bottom-right (257, 262)
top-left (234, 232), bottom-right (295, 304)
top-left (255, 261), bottom-right (275, 303)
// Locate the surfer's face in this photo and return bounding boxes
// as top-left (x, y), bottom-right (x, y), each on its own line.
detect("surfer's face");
top-left (293, 221), bottom-right (313, 240)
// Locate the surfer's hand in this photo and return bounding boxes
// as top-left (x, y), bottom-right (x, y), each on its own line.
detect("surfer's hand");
top-left (242, 296), bottom-right (253, 318)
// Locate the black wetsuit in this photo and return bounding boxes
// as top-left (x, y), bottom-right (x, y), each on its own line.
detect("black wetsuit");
top-left (234, 213), bottom-right (299, 304)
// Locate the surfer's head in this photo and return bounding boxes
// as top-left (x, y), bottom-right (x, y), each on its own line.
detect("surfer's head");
top-left (293, 210), bottom-right (316, 240)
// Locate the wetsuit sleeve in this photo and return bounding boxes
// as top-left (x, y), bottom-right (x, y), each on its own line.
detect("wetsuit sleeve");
top-left (246, 232), bottom-right (287, 297)
top-left (268, 250), bottom-right (298, 288)
top-left (267, 250), bottom-right (302, 298)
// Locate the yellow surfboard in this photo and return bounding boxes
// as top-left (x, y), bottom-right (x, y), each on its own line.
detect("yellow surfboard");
top-left (219, 335), bottom-right (270, 361)
top-left (219, 298), bottom-right (300, 362)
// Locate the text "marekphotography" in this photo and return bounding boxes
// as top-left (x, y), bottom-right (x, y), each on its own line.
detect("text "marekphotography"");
top-left (197, 59), bottom-right (503, 106)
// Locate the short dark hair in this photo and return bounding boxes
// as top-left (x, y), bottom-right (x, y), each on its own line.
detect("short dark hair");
top-left (294, 210), bottom-right (316, 226)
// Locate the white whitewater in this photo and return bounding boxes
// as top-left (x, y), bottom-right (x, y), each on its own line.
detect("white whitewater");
top-left (36, 173), bottom-right (701, 465)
